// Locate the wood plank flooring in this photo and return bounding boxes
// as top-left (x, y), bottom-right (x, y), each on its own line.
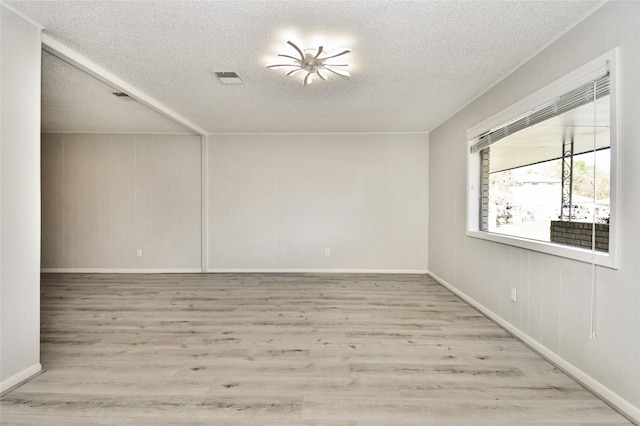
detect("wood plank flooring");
top-left (0, 273), bottom-right (630, 425)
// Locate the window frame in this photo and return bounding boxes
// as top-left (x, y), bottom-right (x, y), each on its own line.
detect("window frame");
top-left (466, 48), bottom-right (620, 269)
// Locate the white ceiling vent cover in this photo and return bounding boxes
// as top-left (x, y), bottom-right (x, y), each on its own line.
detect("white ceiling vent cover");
top-left (214, 71), bottom-right (244, 85)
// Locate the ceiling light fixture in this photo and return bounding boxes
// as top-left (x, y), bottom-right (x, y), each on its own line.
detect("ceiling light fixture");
top-left (267, 40), bottom-right (351, 86)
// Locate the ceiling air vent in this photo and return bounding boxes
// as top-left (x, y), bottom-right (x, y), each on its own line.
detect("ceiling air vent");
top-left (213, 71), bottom-right (244, 85)
top-left (112, 92), bottom-right (133, 100)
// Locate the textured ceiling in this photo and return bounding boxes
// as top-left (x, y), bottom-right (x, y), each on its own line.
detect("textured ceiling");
top-left (7, 0), bottom-right (604, 134)
top-left (42, 51), bottom-right (192, 133)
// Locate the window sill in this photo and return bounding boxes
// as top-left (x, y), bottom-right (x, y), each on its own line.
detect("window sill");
top-left (466, 230), bottom-right (618, 269)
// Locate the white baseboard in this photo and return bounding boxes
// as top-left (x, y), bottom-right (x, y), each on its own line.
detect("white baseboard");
top-left (0, 363), bottom-right (42, 394)
top-left (206, 268), bottom-right (429, 274)
top-left (41, 268), bottom-right (203, 274)
top-left (428, 271), bottom-right (640, 425)
top-left (41, 268), bottom-right (429, 275)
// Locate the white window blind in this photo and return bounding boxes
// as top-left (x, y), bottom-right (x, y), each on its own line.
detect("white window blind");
top-left (469, 73), bottom-right (610, 154)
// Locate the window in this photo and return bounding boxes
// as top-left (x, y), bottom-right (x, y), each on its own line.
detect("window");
top-left (467, 49), bottom-right (619, 268)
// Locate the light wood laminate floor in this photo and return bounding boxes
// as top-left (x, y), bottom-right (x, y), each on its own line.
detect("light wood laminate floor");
top-left (1, 273), bottom-right (630, 425)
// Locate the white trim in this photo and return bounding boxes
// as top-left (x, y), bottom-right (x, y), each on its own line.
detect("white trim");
top-left (428, 271), bottom-right (640, 425)
top-left (0, 363), bottom-right (42, 394)
top-left (466, 48), bottom-right (620, 270)
top-left (0, 2), bottom-right (45, 29)
top-left (206, 131), bottom-right (430, 136)
top-left (201, 136), bottom-right (209, 273)
top-left (466, 230), bottom-right (617, 269)
top-left (207, 269), bottom-right (429, 274)
top-left (41, 35), bottom-right (207, 137)
top-left (40, 268), bottom-right (428, 275)
top-left (41, 131), bottom-right (195, 136)
top-left (41, 268), bottom-right (202, 274)
top-left (607, 47), bottom-right (621, 271)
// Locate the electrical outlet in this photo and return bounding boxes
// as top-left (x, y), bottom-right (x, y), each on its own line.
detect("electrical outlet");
top-left (510, 287), bottom-right (517, 302)
top-left (324, 248), bottom-right (330, 256)
top-left (136, 249), bottom-right (142, 257)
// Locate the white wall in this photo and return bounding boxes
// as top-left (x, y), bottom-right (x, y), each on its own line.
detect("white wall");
top-left (207, 133), bottom-right (429, 272)
top-left (428, 1), bottom-right (639, 421)
top-left (42, 132), bottom-right (429, 273)
top-left (0, 5), bottom-right (42, 391)
top-left (41, 133), bottom-right (202, 271)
